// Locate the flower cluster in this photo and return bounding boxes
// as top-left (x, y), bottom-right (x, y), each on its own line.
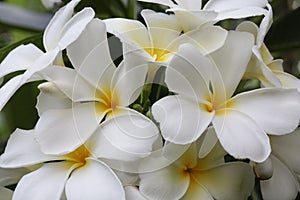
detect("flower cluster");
top-left (0, 0), bottom-right (300, 199)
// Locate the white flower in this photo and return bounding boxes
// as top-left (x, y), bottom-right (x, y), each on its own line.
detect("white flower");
top-left (237, 6), bottom-right (300, 91)
top-left (41, 0), bottom-right (62, 10)
top-left (104, 9), bottom-right (227, 82)
top-left (0, 114), bottom-right (159, 200)
top-left (0, 0), bottom-right (94, 111)
top-left (139, 127), bottom-right (255, 200)
top-left (35, 19), bottom-right (149, 155)
top-left (253, 128), bottom-right (300, 200)
top-left (138, 0), bottom-right (269, 32)
top-left (152, 31), bottom-right (300, 162)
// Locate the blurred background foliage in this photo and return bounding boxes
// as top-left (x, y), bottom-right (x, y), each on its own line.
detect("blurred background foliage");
top-left (0, 0), bottom-right (299, 154)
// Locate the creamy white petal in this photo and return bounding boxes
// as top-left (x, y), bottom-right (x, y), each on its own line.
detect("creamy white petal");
top-left (213, 109), bottom-right (271, 162)
top-left (192, 162), bottom-right (255, 200)
top-left (125, 186), bottom-right (148, 200)
top-left (166, 44), bottom-right (212, 102)
top-left (203, 0), bottom-right (267, 12)
top-left (0, 187), bottom-right (13, 200)
top-left (88, 113), bottom-right (159, 161)
top-left (139, 162), bottom-right (189, 200)
top-left (261, 155), bottom-right (299, 200)
top-left (58, 7), bottom-right (95, 50)
top-left (257, 4), bottom-right (273, 47)
top-left (0, 44), bottom-right (43, 78)
top-left (214, 7), bottom-right (268, 21)
top-left (181, 180), bottom-right (213, 200)
top-left (43, 0), bottom-right (80, 51)
top-left (0, 129), bottom-right (56, 168)
top-left (152, 95), bottom-right (214, 144)
top-left (104, 18), bottom-right (151, 48)
top-left (231, 88), bottom-right (300, 134)
top-left (168, 26), bottom-right (227, 55)
top-left (40, 65), bottom-right (97, 102)
top-left (0, 168), bottom-right (29, 186)
top-left (274, 71), bottom-right (300, 92)
top-left (65, 158), bottom-right (125, 200)
top-left (13, 162), bottom-right (75, 200)
top-left (0, 75), bottom-right (24, 111)
top-left (112, 61), bottom-right (147, 106)
top-left (141, 9), bottom-right (181, 50)
top-left (36, 83), bottom-right (72, 116)
top-left (35, 103), bottom-right (99, 155)
top-left (209, 31), bottom-right (254, 99)
top-left (67, 19), bottom-right (107, 68)
top-left (270, 128), bottom-right (300, 174)
top-left (175, 0), bottom-right (201, 9)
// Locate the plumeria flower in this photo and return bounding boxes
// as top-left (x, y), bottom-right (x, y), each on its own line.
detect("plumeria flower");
top-left (253, 128), bottom-right (300, 200)
top-left (35, 19), bottom-right (149, 155)
top-left (152, 31), bottom-right (300, 162)
top-left (0, 0), bottom-right (94, 110)
top-left (0, 113), bottom-right (159, 200)
top-left (104, 9), bottom-right (227, 82)
top-left (138, 127), bottom-right (255, 200)
top-left (138, 0), bottom-right (269, 32)
top-left (237, 5), bottom-right (300, 91)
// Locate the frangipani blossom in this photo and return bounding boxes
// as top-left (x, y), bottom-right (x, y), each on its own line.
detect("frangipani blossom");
top-left (139, 128), bottom-right (255, 200)
top-left (35, 19), bottom-right (149, 155)
top-left (104, 9), bottom-right (227, 82)
top-left (237, 8), bottom-right (300, 91)
top-left (139, 0), bottom-right (269, 32)
top-left (0, 114), bottom-right (159, 200)
top-left (252, 128), bottom-right (300, 200)
top-left (152, 31), bottom-right (300, 162)
top-left (0, 0), bottom-right (94, 111)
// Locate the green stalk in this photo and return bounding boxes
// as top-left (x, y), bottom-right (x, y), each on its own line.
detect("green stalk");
top-left (127, 0), bottom-right (137, 19)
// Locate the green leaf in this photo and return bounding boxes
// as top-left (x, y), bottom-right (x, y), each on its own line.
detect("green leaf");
top-left (265, 7), bottom-right (300, 51)
top-left (0, 32), bottom-right (43, 63)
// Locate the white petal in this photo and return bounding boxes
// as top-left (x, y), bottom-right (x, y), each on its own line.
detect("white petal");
top-left (204, 0), bottom-right (267, 12)
top-left (43, 0), bottom-right (80, 51)
top-left (13, 162), bottom-right (74, 200)
top-left (270, 128), bottom-right (300, 174)
top-left (166, 44), bottom-right (212, 102)
top-left (35, 103), bottom-right (99, 155)
top-left (275, 71), bottom-right (300, 92)
top-left (257, 4), bottom-right (273, 47)
top-left (0, 44), bottom-right (43, 78)
top-left (214, 7), bottom-right (268, 21)
top-left (67, 19), bottom-right (107, 68)
top-left (152, 95), bottom-right (214, 144)
top-left (192, 162), bottom-right (255, 200)
top-left (125, 186), bottom-right (148, 200)
top-left (210, 31), bottom-right (254, 98)
top-left (0, 129), bottom-right (56, 168)
top-left (175, 0), bottom-right (201, 9)
top-left (236, 21), bottom-right (259, 41)
top-left (40, 65), bottom-right (97, 102)
top-left (58, 7), bottom-right (95, 50)
top-left (88, 113), bottom-right (159, 161)
top-left (104, 18), bottom-right (151, 49)
top-left (231, 88), bottom-right (300, 134)
top-left (112, 61), bottom-right (147, 106)
top-left (36, 83), bottom-right (72, 116)
top-left (172, 10), bottom-right (217, 32)
top-left (0, 168), bottom-right (29, 186)
top-left (181, 180), bottom-right (213, 200)
top-left (139, 162), bottom-right (189, 200)
top-left (261, 155), bottom-right (299, 200)
top-left (0, 75), bottom-right (24, 111)
top-left (0, 187), bottom-right (13, 200)
top-left (168, 26), bottom-right (227, 55)
top-left (212, 109), bottom-right (271, 162)
top-left (141, 9), bottom-right (181, 50)
top-left (65, 158), bottom-right (125, 200)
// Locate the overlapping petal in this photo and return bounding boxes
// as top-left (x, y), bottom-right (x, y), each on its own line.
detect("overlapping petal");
top-left (65, 159), bottom-right (125, 200)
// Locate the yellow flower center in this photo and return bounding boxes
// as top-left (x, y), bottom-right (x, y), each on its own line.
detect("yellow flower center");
top-left (145, 48), bottom-right (171, 62)
top-left (66, 145), bottom-right (91, 167)
top-left (95, 88), bottom-right (120, 117)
